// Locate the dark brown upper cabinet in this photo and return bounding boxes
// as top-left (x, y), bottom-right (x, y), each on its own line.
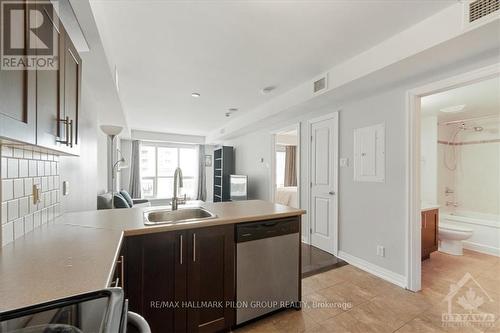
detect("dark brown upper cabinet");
top-left (0, 0), bottom-right (37, 144)
top-left (0, 0), bottom-right (81, 155)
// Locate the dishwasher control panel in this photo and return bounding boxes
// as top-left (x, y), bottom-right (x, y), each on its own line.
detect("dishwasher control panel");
top-left (236, 217), bottom-right (300, 243)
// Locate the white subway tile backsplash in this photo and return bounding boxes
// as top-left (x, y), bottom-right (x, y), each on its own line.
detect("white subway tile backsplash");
top-left (13, 218), bottom-right (24, 239)
top-left (7, 200), bottom-right (19, 221)
top-left (19, 197), bottom-right (29, 217)
top-left (13, 148), bottom-right (23, 158)
top-left (37, 161), bottom-right (44, 177)
top-left (28, 160), bottom-right (37, 177)
top-left (2, 147), bottom-right (60, 247)
top-left (19, 159), bottom-right (28, 177)
top-left (7, 159), bottom-right (18, 178)
top-left (24, 149), bottom-right (33, 159)
top-left (1, 158), bottom-right (6, 179)
top-left (41, 177), bottom-right (48, 192)
top-left (44, 161), bottom-right (51, 176)
top-left (2, 222), bottom-right (14, 246)
top-left (33, 211), bottom-right (41, 228)
top-left (24, 178), bottom-right (33, 196)
top-left (2, 179), bottom-right (13, 201)
top-left (1, 202), bottom-right (6, 225)
top-left (24, 214), bottom-right (33, 234)
top-left (2, 146), bottom-right (13, 157)
top-left (41, 208), bottom-right (48, 224)
top-left (13, 179), bottom-right (24, 198)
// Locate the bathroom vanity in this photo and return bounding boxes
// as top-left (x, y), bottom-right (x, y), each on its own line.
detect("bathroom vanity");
top-left (421, 206), bottom-right (439, 260)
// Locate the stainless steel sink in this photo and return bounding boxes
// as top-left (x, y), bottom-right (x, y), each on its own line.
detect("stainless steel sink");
top-left (144, 207), bottom-right (217, 225)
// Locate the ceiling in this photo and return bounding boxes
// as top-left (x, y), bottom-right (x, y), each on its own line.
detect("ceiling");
top-left (421, 76), bottom-right (500, 123)
top-left (89, 0), bottom-right (454, 136)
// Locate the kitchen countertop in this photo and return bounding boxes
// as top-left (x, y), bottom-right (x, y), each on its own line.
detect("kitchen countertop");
top-left (0, 200), bottom-right (305, 312)
top-left (421, 203), bottom-right (440, 212)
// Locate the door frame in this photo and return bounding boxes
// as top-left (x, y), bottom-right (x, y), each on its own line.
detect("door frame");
top-left (307, 112), bottom-right (339, 255)
top-left (406, 63), bottom-right (500, 291)
top-left (270, 123), bottom-right (301, 206)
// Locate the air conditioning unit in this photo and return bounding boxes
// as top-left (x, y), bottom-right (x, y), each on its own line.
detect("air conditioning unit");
top-left (464, 0), bottom-right (499, 29)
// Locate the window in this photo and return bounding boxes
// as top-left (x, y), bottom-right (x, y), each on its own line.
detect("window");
top-left (140, 144), bottom-right (198, 199)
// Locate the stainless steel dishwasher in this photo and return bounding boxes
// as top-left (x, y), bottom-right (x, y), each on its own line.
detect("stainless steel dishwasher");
top-left (236, 217), bottom-right (300, 325)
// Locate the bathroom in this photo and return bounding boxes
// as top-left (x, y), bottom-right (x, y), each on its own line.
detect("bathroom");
top-left (420, 77), bottom-right (500, 260)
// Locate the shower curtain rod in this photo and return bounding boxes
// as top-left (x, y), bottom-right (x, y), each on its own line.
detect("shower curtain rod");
top-left (439, 114), bottom-right (500, 126)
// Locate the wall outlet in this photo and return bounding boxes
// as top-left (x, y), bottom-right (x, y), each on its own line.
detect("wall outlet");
top-left (376, 245), bottom-right (385, 257)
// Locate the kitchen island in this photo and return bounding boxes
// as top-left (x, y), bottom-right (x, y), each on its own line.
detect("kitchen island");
top-left (0, 200), bottom-right (305, 332)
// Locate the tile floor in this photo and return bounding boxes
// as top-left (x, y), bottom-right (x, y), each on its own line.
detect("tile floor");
top-left (234, 250), bottom-right (500, 333)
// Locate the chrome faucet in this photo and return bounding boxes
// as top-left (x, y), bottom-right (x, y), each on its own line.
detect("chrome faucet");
top-left (172, 167), bottom-right (184, 210)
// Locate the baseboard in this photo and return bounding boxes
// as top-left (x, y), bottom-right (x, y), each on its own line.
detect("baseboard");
top-left (338, 251), bottom-right (407, 288)
top-left (463, 241), bottom-right (500, 257)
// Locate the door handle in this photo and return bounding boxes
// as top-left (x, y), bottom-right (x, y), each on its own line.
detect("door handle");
top-left (328, 191), bottom-right (335, 195)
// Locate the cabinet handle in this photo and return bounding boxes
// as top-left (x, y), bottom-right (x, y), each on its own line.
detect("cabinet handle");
top-left (116, 255), bottom-right (125, 289)
top-left (56, 116), bottom-right (70, 146)
top-left (193, 233), bottom-right (196, 262)
top-left (69, 119), bottom-right (74, 148)
top-left (180, 234), bottom-right (183, 265)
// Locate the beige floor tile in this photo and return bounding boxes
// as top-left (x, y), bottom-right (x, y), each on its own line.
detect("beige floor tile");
top-left (233, 316), bottom-right (279, 333)
top-left (320, 311), bottom-right (383, 333)
top-left (270, 309), bottom-right (322, 333)
top-left (396, 316), bottom-right (446, 333)
top-left (302, 292), bottom-right (345, 323)
top-left (321, 281), bottom-right (373, 307)
top-left (302, 275), bottom-right (329, 296)
top-left (348, 300), bottom-right (407, 332)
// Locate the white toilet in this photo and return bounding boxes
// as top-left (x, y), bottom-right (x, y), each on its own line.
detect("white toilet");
top-left (438, 222), bottom-right (473, 255)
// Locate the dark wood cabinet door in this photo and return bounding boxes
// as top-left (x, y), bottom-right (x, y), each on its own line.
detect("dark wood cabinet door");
top-left (35, 2), bottom-right (64, 150)
top-left (125, 231), bottom-right (187, 333)
top-left (0, 0), bottom-right (36, 144)
top-left (60, 30), bottom-right (81, 153)
top-left (187, 225), bottom-right (235, 332)
top-left (422, 209), bottom-right (439, 260)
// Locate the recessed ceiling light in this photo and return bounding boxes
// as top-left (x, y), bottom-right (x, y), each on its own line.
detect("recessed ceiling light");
top-left (440, 104), bottom-right (466, 113)
top-left (261, 86), bottom-right (276, 94)
top-left (191, 92), bottom-right (200, 98)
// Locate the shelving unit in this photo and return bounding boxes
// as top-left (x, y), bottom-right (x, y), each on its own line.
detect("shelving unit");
top-left (213, 146), bottom-right (234, 202)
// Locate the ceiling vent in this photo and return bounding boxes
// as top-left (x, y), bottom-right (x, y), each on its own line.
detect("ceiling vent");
top-left (313, 74), bottom-right (328, 95)
top-left (467, 0), bottom-right (499, 23)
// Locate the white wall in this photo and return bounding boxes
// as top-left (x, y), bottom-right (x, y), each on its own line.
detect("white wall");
top-left (420, 116), bottom-right (438, 204)
top-left (224, 132), bottom-right (272, 201)
top-left (222, 53), bottom-right (499, 279)
top-left (119, 139), bottom-right (132, 192)
top-left (59, 84), bottom-right (101, 212)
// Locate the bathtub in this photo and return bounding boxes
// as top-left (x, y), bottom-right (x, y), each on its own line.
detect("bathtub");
top-left (440, 210), bottom-right (500, 257)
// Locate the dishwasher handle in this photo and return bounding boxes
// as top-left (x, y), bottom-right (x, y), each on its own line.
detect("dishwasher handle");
top-left (236, 217), bottom-right (299, 243)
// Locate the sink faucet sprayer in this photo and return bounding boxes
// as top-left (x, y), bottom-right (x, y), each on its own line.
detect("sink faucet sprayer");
top-left (172, 167), bottom-right (184, 211)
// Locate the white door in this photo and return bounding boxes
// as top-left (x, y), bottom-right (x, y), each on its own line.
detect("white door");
top-left (309, 113), bottom-right (338, 254)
